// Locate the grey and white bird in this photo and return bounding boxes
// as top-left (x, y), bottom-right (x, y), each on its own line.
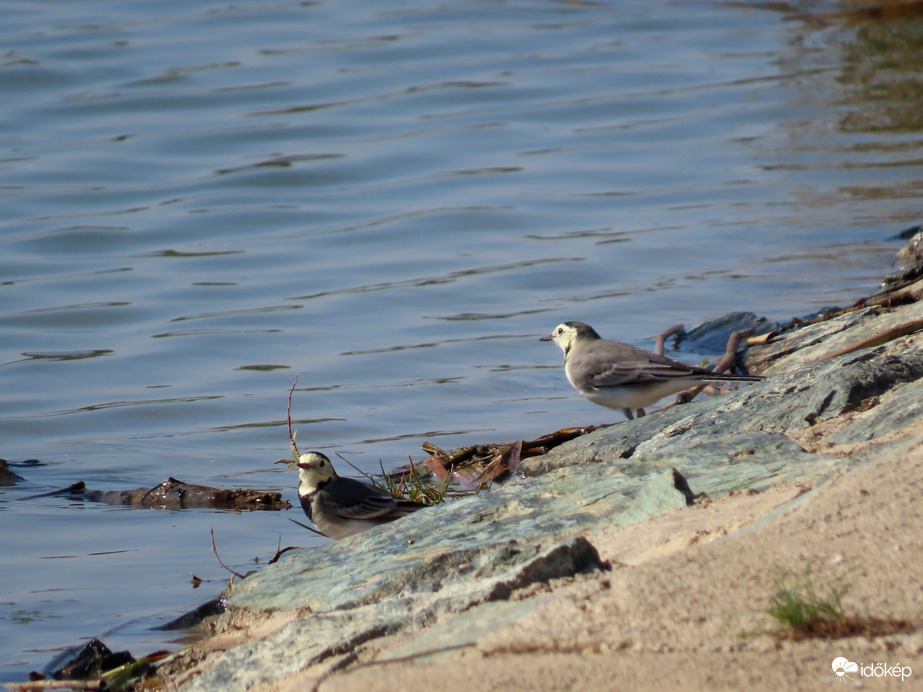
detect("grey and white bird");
top-left (541, 321), bottom-right (761, 420)
top-left (276, 452), bottom-right (427, 540)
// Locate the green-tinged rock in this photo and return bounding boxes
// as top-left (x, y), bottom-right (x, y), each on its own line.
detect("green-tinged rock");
top-left (825, 377), bottom-right (923, 445)
top-left (751, 296), bottom-right (923, 374)
top-left (186, 535), bottom-right (605, 692)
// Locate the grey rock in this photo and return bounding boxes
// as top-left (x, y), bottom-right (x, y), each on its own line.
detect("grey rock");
top-left (380, 597), bottom-right (551, 661)
top-left (192, 609), bottom-right (406, 691)
top-left (186, 534), bottom-right (605, 692)
top-left (825, 377), bottom-right (923, 445)
top-left (750, 298), bottom-right (923, 374)
top-left (745, 307), bottom-right (878, 372)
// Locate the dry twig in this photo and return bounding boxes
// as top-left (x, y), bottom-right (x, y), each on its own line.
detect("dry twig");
top-left (210, 528), bottom-right (245, 581)
top-left (672, 328), bottom-right (755, 405)
top-left (819, 319), bottom-right (923, 361)
top-left (653, 323), bottom-right (684, 356)
top-left (287, 375), bottom-right (300, 460)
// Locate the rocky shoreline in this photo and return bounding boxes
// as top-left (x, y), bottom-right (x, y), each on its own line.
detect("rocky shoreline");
top-left (145, 239), bottom-right (923, 691)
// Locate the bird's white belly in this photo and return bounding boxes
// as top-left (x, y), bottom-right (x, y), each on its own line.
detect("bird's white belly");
top-left (580, 379), bottom-right (699, 411)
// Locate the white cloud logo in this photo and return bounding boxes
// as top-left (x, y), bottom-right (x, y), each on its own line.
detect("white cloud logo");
top-left (832, 657), bottom-right (859, 682)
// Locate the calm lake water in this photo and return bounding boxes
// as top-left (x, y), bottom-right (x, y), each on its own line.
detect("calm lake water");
top-left (1, 0), bottom-right (921, 679)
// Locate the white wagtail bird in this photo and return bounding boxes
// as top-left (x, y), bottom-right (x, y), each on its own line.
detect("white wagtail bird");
top-left (276, 452), bottom-right (427, 540)
top-left (541, 321), bottom-right (761, 420)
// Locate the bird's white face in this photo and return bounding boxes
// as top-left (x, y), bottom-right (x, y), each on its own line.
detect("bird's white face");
top-left (541, 323), bottom-right (579, 355)
top-left (295, 452), bottom-right (336, 492)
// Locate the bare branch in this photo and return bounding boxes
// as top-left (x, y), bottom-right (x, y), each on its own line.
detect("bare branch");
top-left (288, 375), bottom-right (300, 460)
top-left (211, 528), bottom-right (245, 580)
top-left (653, 324), bottom-right (684, 356)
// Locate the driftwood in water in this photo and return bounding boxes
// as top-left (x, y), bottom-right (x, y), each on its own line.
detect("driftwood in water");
top-left (96, 477), bottom-right (290, 510)
top-left (22, 478), bottom-right (290, 511)
top-left (0, 458), bottom-right (26, 486)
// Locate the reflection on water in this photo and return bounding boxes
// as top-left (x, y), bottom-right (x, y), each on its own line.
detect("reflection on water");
top-left (2, 0), bottom-right (923, 681)
top-left (838, 21), bottom-right (923, 133)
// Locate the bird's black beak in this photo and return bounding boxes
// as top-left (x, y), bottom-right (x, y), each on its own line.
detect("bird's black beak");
top-left (540, 333), bottom-right (554, 341)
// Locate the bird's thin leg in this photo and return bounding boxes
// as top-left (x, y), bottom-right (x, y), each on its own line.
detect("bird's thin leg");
top-left (622, 408), bottom-right (634, 420)
top-left (635, 408), bottom-right (646, 418)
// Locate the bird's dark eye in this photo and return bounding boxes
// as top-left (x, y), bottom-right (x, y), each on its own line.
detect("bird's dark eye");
top-left (557, 327), bottom-right (564, 334)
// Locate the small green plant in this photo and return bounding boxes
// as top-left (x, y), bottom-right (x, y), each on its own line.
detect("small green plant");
top-left (376, 457), bottom-right (454, 506)
top-left (766, 568), bottom-right (916, 640)
top-left (768, 571), bottom-right (847, 637)
top-left (332, 452), bottom-right (456, 506)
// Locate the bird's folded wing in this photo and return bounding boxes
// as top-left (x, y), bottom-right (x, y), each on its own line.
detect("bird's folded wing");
top-left (589, 357), bottom-right (696, 387)
top-left (317, 489), bottom-right (399, 520)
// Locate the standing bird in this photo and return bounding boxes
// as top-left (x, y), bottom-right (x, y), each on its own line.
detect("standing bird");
top-left (541, 321), bottom-right (761, 420)
top-left (276, 452), bottom-right (427, 540)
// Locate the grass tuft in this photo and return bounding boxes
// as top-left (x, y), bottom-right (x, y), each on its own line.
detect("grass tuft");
top-left (768, 569), bottom-right (916, 640)
top-left (768, 574), bottom-right (847, 637)
top-left (377, 457), bottom-right (454, 506)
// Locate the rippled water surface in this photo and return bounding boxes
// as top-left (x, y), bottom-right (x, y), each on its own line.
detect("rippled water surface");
top-left (2, 0), bottom-right (922, 679)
